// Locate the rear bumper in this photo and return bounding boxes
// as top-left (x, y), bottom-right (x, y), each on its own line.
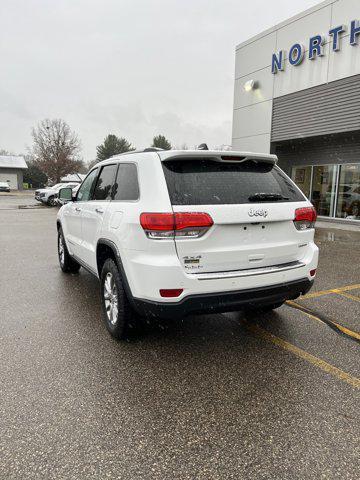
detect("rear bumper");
top-left (132, 278), bottom-right (314, 319)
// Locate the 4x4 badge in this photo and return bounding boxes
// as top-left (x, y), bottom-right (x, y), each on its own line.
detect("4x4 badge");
top-left (248, 208), bottom-right (268, 218)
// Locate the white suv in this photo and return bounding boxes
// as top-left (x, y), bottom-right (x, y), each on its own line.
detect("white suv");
top-left (57, 149), bottom-right (318, 339)
top-left (35, 183), bottom-right (79, 206)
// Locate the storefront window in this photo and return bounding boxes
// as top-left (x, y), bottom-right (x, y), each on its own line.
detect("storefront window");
top-left (291, 166), bottom-right (312, 198)
top-left (291, 163), bottom-right (360, 220)
top-left (336, 164), bottom-right (360, 221)
top-left (311, 165), bottom-right (337, 217)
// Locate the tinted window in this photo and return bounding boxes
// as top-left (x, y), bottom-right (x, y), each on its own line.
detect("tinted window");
top-left (113, 163), bottom-right (139, 201)
top-left (77, 169), bottom-right (98, 202)
top-left (162, 159), bottom-right (304, 205)
top-left (93, 164), bottom-right (117, 201)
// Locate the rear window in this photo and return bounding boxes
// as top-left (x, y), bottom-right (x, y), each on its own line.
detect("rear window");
top-left (162, 159), bottom-right (304, 205)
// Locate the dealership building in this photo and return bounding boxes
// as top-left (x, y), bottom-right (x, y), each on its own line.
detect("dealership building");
top-left (232, 0), bottom-right (360, 223)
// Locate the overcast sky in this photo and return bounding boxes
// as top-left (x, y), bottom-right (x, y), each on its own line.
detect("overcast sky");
top-left (0, 0), bottom-right (320, 161)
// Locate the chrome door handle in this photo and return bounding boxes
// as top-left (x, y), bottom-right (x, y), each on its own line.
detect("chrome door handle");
top-left (95, 207), bottom-right (104, 214)
top-left (75, 207), bottom-right (82, 212)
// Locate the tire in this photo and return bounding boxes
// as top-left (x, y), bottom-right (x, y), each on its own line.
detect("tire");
top-left (47, 195), bottom-right (55, 206)
top-left (58, 228), bottom-right (81, 273)
top-left (100, 258), bottom-right (137, 339)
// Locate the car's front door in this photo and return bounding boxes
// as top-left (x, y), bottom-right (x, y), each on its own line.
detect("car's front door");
top-left (80, 164), bottom-right (118, 272)
top-left (64, 168), bottom-right (99, 258)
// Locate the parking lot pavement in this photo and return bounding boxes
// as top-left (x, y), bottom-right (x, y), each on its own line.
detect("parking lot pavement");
top-left (0, 201), bottom-right (359, 479)
top-left (0, 191), bottom-right (39, 209)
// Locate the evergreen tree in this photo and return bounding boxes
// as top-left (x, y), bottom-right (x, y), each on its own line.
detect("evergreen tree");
top-left (152, 135), bottom-right (172, 150)
top-left (23, 159), bottom-right (48, 188)
top-left (96, 134), bottom-right (135, 161)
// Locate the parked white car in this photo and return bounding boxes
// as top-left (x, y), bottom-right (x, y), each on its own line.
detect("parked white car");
top-left (57, 148), bottom-right (319, 339)
top-left (0, 181), bottom-right (11, 193)
top-left (35, 183), bottom-right (79, 206)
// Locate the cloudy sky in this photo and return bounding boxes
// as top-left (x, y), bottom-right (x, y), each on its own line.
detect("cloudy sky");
top-left (0, 0), bottom-right (320, 161)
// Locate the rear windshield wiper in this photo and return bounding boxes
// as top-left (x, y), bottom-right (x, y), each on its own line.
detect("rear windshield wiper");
top-left (248, 193), bottom-right (290, 202)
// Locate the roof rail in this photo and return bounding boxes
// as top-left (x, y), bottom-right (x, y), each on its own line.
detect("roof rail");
top-left (109, 147), bottom-right (165, 158)
top-left (143, 147), bottom-right (165, 152)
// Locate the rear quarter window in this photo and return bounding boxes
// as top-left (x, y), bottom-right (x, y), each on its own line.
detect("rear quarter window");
top-left (113, 163), bottom-right (139, 201)
top-left (162, 158), bottom-right (304, 205)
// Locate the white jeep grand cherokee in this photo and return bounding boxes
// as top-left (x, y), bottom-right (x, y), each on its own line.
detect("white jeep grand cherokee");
top-left (57, 148), bottom-right (318, 339)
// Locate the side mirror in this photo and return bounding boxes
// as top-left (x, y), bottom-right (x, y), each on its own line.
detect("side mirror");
top-left (59, 187), bottom-right (73, 203)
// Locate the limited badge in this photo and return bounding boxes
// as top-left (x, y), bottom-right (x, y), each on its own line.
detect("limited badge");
top-left (183, 255), bottom-right (202, 269)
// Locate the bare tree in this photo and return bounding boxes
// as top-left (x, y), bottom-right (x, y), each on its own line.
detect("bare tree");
top-left (88, 159), bottom-right (98, 170)
top-left (31, 119), bottom-right (83, 183)
top-left (0, 148), bottom-right (12, 155)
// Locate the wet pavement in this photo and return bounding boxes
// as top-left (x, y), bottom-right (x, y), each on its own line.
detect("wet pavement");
top-left (0, 191), bottom-right (39, 209)
top-left (0, 195), bottom-right (359, 479)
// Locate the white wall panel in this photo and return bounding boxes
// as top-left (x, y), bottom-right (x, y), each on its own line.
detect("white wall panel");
top-left (276, 5), bottom-right (332, 53)
top-left (274, 42), bottom-right (330, 97)
top-left (235, 32), bottom-right (276, 78)
top-left (233, 68), bottom-right (274, 109)
top-left (331, 0), bottom-right (360, 29)
top-left (328, 41), bottom-right (360, 82)
top-left (0, 173), bottom-right (17, 189)
top-left (232, 100), bottom-right (272, 139)
top-left (232, 135), bottom-right (271, 154)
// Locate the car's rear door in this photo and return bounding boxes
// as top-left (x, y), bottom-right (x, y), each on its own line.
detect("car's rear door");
top-left (162, 156), bottom-right (309, 274)
top-left (64, 168), bottom-right (99, 258)
top-left (80, 163), bottom-right (118, 272)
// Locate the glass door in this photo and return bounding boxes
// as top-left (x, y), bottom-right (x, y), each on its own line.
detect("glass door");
top-left (336, 164), bottom-right (360, 220)
top-left (311, 165), bottom-right (337, 217)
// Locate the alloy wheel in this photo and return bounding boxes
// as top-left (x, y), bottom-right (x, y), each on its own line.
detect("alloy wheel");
top-left (103, 272), bottom-right (119, 325)
top-left (58, 234), bottom-right (65, 266)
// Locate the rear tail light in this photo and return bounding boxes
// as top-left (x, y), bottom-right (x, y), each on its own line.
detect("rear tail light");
top-left (159, 289), bottom-right (184, 298)
top-left (140, 213), bottom-right (174, 234)
top-left (140, 212), bottom-right (213, 239)
top-left (310, 269), bottom-right (317, 277)
top-left (294, 206), bottom-right (317, 230)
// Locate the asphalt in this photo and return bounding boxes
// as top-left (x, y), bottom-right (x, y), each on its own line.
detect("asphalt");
top-left (0, 194), bottom-right (359, 479)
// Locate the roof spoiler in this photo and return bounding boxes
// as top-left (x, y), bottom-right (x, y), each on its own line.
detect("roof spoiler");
top-left (219, 154), bottom-right (277, 165)
top-left (159, 151), bottom-right (278, 165)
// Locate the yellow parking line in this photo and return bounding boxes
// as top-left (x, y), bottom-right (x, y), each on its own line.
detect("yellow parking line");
top-left (286, 300), bottom-right (323, 324)
top-left (244, 321), bottom-right (360, 389)
top-left (301, 283), bottom-right (360, 299)
top-left (332, 321), bottom-right (360, 341)
top-left (286, 300), bottom-right (360, 342)
top-left (336, 292), bottom-right (360, 303)
top-left (333, 284), bottom-right (360, 293)
top-left (301, 290), bottom-right (335, 299)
